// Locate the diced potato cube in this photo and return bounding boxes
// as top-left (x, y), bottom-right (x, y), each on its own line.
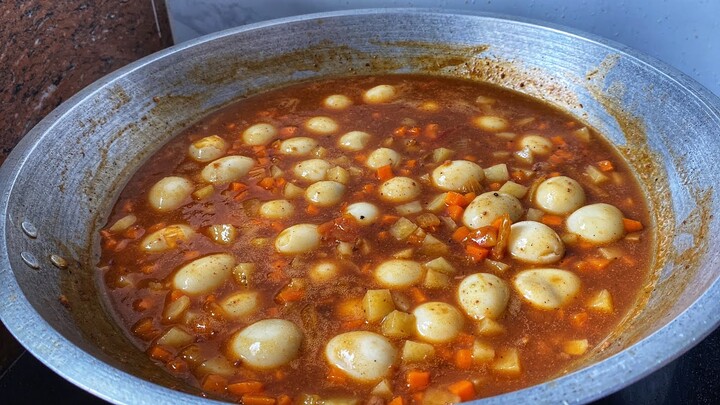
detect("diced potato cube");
top-left (207, 224), bottom-right (236, 245)
top-left (313, 146), bottom-right (328, 158)
top-left (232, 263), bottom-right (255, 287)
top-left (416, 213), bottom-right (441, 229)
top-left (561, 233), bottom-right (579, 245)
top-left (197, 355), bottom-right (236, 376)
top-left (163, 295), bottom-right (191, 322)
top-left (526, 207), bottom-right (544, 222)
top-left (392, 248), bottom-right (415, 259)
top-left (472, 340), bottom-right (495, 363)
top-left (424, 257), bottom-right (456, 274)
top-left (439, 216), bottom-right (457, 231)
top-left (270, 165), bottom-right (284, 178)
top-left (422, 389), bottom-right (460, 405)
top-left (423, 269), bottom-right (451, 289)
top-left (363, 289), bottom-right (395, 323)
top-left (491, 348), bottom-right (521, 376)
top-left (371, 379), bottom-right (393, 399)
top-left (284, 182), bottom-right (305, 199)
top-left (336, 297), bottom-right (365, 321)
top-left (390, 217), bottom-right (418, 240)
top-left (401, 340), bottom-right (435, 363)
top-left (585, 165), bottom-right (609, 184)
top-left (499, 181), bottom-right (528, 199)
top-left (323, 398), bottom-right (359, 405)
top-left (192, 184), bottom-right (215, 200)
top-left (337, 241), bottom-right (354, 257)
top-left (483, 259), bottom-right (510, 273)
top-left (381, 310), bottom-right (415, 338)
top-left (588, 289), bottom-right (614, 313)
top-left (327, 166), bottom-right (350, 184)
top-left (484, 164), bottom-right (510, 183)
top-left (573, 126), bottom-right (591, 142)
top-left (396, 201), bottom-right (423, 215)
top-left (514, 147), bottom-right (534, 165)
top-left (108, 214), bottom-right (137, 233)
top-left (598, 247), bottom-right (623, 260)
top-left (425, 193), bottom-right (448, 213)
top-left (420, 234), bottom-right (449, 256)
top-left (476, 318), bottom-right (506, 336)
top-left (563, 339), bottom-right (589, 356)
top-left (157, 326), bottom-right (194, 348)
top-left (432, 147), bottom-right (455, 163)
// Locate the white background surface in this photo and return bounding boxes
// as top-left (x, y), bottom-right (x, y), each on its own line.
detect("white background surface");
top-left (167, 0), bottom-right (720, 97)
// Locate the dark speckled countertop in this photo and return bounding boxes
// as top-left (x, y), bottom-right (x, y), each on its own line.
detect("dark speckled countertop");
top-left (0, 0), bottom-right (172, 165)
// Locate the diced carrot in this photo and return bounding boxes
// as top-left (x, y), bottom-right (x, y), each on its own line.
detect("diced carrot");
top-left (463, 192), bottom-right (477, 205)
top-left (388, 396), bottom-right (405, 405)
top-left (266, 306), bottom-right (280, 317)
top-left (167, 358), bottom-right (188, 373)
top-left (448, 380), bottom-right (476, 401)
top-left (408, 127), bottom-right (421, 137)
top-left (183, 250), bottom-right (201, 260)
top-left (456, 333), bottom-right (475, 347)
top-left (407, 370), bottom-right (431, 391)
top-left (623, 218), bottom-right (644, 232)
top-left (124, 226), bottom-right (144, 239)
top-left (463, 155), bottom-right (477, 162)
top-left (241, 394), bottom-right (276, 405)
top-left (340, 318), bottom-right (365, 330)
top-left (410, 287), bottom-right (428, 304)
top-left (412, 392), bottom-right (424, 404)
top-left (279, 126), bottom-right (298, 138)
top-left (148, 345), bottom-right (173, 363)
top-left (490, 216), bottom-right (505, 230)
top-left (381, 214), bottom-right (400, 224)
top-left (327, 366), bottom-right (348, 384)
top-left (407, 234), bottom-right (424, 245)
top-left (405, 159), bottom-right (418, 168)
top-left (277, 395), bottom-right (292, 405)
top-left (253, 145), bottom-right (268, 156)
top-left (548, 171), bottom-right (562, 178)
top-left (258, 177), bottom-right (275, 190)
top-left (275, 177), bottom-right (287, 187)
top-left (202, 374), bottom-right (228, 394)
top-left (377, 164), bottom-right (394, 181)
top-left (133, 298), bottom-right (153, 312)
top-left (447, 205), bottom-right (464, 222)
top-left (229, 182), bottom-right (248, 192)
top-left (270, 221), bottom-right (284, 232)
top-left (377, 231), bottom-right (390, 240)
top-left (540, 214), bottom-right (564, 227)
top-left (170, 290), bottom-right (184, 301)
top-left (454, 349), bottom-right (473, 370)
top-left (445, 192), bottom-right (467, 207)
top-left (511, 170), bottom-right (527, 182)
top-left (424, 123), bottom-right (439, 139)
top-left (306, 204), bottom-right (320, 216)
top-left (399, 168), bottom-right (411, 176)
top-left (393, 126), bottom-right (407, 137)
top-left (537, 121), bottom-right (549, 130)
top-left (147, 222), bottom-right (166, 233)
top-left (488, 182), bottom-right (502, 191)
top-left (550, 136), bottom-right (567, 146)
top-left (570, 312), bottom-right (589, 329)
top-left (597, 160), bottom-right (614, 172)
top-left (362, 183), bottom-right (375, 193)
top-left (275, 286), bottom-right (304, 304)
top-left (354, 153), bottom-right (367, 163)
top-left (465, 244), bottom-right (490, 263)
top-left (228, 381), bottom-right (264, 396)
top-left (452, 226), bottom-right (470, 242)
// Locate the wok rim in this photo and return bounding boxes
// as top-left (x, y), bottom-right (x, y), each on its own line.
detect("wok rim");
top-left (0, 8), bottom-right (718, 405)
